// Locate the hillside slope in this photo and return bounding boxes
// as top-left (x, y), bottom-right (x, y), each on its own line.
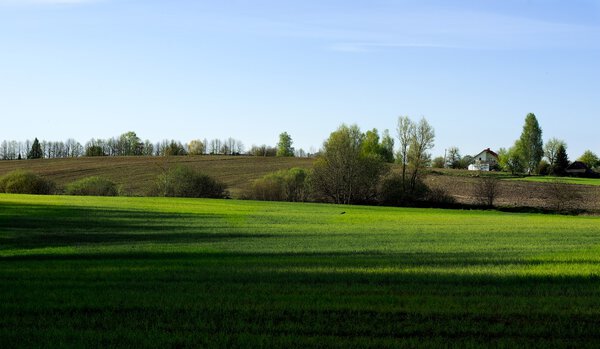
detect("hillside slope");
top-left (0, 156), bottom-right (313, 197)
top-left (2, 157), bottom-right (599, 211)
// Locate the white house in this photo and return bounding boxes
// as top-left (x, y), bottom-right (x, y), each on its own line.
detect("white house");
top-left (468, 148), bottom-right (499, 171)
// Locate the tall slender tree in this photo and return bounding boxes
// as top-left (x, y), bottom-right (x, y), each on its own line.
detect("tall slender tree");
top-left (408, 118), bottom-right (435, 190)
top-left (276, 132), bottom-right (294, 157)
top-left (517, 113), bottom-right (544, 174)
top-left (396, 116), bottom-right (415, 191)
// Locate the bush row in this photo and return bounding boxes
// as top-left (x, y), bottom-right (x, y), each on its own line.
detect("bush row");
top-left (0, 166), bottom-right (229, 199)
top-left (0, 166), bottom-right (452, 207)
top-left (244, 168), bottom-right (455, 207)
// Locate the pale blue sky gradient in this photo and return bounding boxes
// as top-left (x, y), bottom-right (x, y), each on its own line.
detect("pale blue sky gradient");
top-left (1, 0), bottom-right (599, 157)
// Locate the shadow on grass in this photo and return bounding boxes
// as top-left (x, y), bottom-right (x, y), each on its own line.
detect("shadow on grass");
top-left (3, 250), bottom-right (599, 271)
top-left (0, 202), bottom-right (273, 249)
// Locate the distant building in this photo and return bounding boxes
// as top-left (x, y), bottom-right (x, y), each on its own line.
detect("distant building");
top-left (468, 148), bottom-right (499, 171)
top-left (565, 161), bottom-right (593, 176)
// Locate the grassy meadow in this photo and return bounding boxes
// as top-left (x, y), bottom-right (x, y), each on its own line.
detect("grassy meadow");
top-left (508, 175), bottom-right (600, 186)
top-left (2, 194), bottom-right (600, 347)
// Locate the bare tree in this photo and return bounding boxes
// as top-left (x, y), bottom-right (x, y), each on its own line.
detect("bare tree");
top-left (209, 139), bottom-right (221, 155)
top-left (396, 116), bottom-right (415, 190)
top-left (142, 140), bottom-right (154, 156)
top-left (235, 141), bottom-right (244, 155)
top-left (473, 176), bottom-right (502, 207)
top-left (544, 138), bottom-right (566, 169)
top-left (446, 146), bottom-right (461, 169)
top-left (408, 117), bottom-right (435, 191)
top-left (544, 180), bottom-right (582, 212)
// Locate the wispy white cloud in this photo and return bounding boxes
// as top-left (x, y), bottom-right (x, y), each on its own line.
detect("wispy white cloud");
top-left (330, 42), bottom-right (466, 52)
top-left (0, 0), bottom-right (101, 5)
top-left (195, 6), bottom-right (600, 52)
top-left (315, 10), bottom-right (600, 51)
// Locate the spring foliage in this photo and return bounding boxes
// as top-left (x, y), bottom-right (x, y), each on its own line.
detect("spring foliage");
top-left (311, 124), bottom-right (388, 204)
top-left (153, 166), bottom-right (228, 198)
top-left (0, 170), bottom-right (55, 194)
top-left (65, 177), bottom-right (119, 196)
top-left (247, 168), bottom-right (310, 202)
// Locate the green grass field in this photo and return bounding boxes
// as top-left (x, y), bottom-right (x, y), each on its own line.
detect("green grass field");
top-left (2, 194), bottom-right (600, 347)
top-left (508, 175), bottom-right (600, 186)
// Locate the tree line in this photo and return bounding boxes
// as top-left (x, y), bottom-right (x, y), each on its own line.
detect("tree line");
top-left (1, 131), bottom-right (312, 160)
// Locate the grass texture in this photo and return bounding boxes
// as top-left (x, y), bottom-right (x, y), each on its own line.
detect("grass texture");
top-left (508, 175), bottom-right (600, 186)
top-left (2, 194), bottom-right (600, 348)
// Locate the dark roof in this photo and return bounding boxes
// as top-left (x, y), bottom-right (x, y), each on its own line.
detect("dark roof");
top-left (566, 161), bottom-right (589, 171)
top-left (474, 148), bottom-right (498, 158)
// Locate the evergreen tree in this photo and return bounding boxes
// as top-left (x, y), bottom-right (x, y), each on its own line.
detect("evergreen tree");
top-left (554, 144), bottom-right (569, 176)
top-left (27, 138), bottom-right (43, 159)
top-left (517, 113), bottom-right (544, 174)
top-left (379, 130), bottom-right (395, 163)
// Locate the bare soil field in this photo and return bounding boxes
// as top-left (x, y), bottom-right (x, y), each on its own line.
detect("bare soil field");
top-left (426, 172), bottom-right (600, 212)
top-left (0, 156), bottom-right (313, 197)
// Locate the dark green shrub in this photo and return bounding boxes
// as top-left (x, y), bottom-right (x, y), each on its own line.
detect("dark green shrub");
top-left (377, 173), bottom-right (454, 207)
top-left (377, 173), bottom-right (428, 206)
top-left (85, 145), bottom-right (105, 157)
top-left (246, 168), bottom-right (310, 202)
top-left (0, 170), bottom-right (55, 195)
top-left (425, 187), bottom-right (456, 206)
top-left (66, 177), bottom-right (118, 196)
top-left (537, 160), bottom-right (551, 176)
top-left (153, 166), bottom-right (228, 198)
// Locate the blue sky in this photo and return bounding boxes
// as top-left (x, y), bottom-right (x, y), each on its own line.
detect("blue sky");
top-left (1, 0), bottom-right (599, 157)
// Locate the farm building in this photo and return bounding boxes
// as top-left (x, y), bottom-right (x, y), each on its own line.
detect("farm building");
top-left (468, 148), bottom-right (499, 171)
top-left (565, 161), bottom-right (598, 177)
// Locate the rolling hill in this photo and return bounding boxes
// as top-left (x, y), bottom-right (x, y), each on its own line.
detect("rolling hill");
top-left (1, 156), bottom-right (599, 211)
top-left (0, 156), bottom-right (313, 197)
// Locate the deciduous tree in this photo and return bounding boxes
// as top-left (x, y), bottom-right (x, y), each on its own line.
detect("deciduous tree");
top-left (276, 132), bottom-right (294, 157)
top-left (446, 146), bottom-right (461, 169)
top-left (188, 140), bottom-right (206, 156)
top-left (544, 138), bottom-right (566, 169)
top-left (312, 124), bottom-right (388, 204)
top-left (578, 150), bottom-right (599, 169)
top-left (517, 113), bottom-right (544, 174)
top-left (396, 116), bottom-right (415, 190)
top-left (408, 118), bottom-right (435, 190)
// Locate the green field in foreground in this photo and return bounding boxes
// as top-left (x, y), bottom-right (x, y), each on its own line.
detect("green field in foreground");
top-left (2, 195), bottom-right (600, 348)
top-left (508, 175), bottom-right (600, 186)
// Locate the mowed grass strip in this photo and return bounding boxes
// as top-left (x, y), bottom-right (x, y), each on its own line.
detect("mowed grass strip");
top-left (507, 175), bottom-right (600, 186)
top-left (2, 194), bottom-right (600, 348)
